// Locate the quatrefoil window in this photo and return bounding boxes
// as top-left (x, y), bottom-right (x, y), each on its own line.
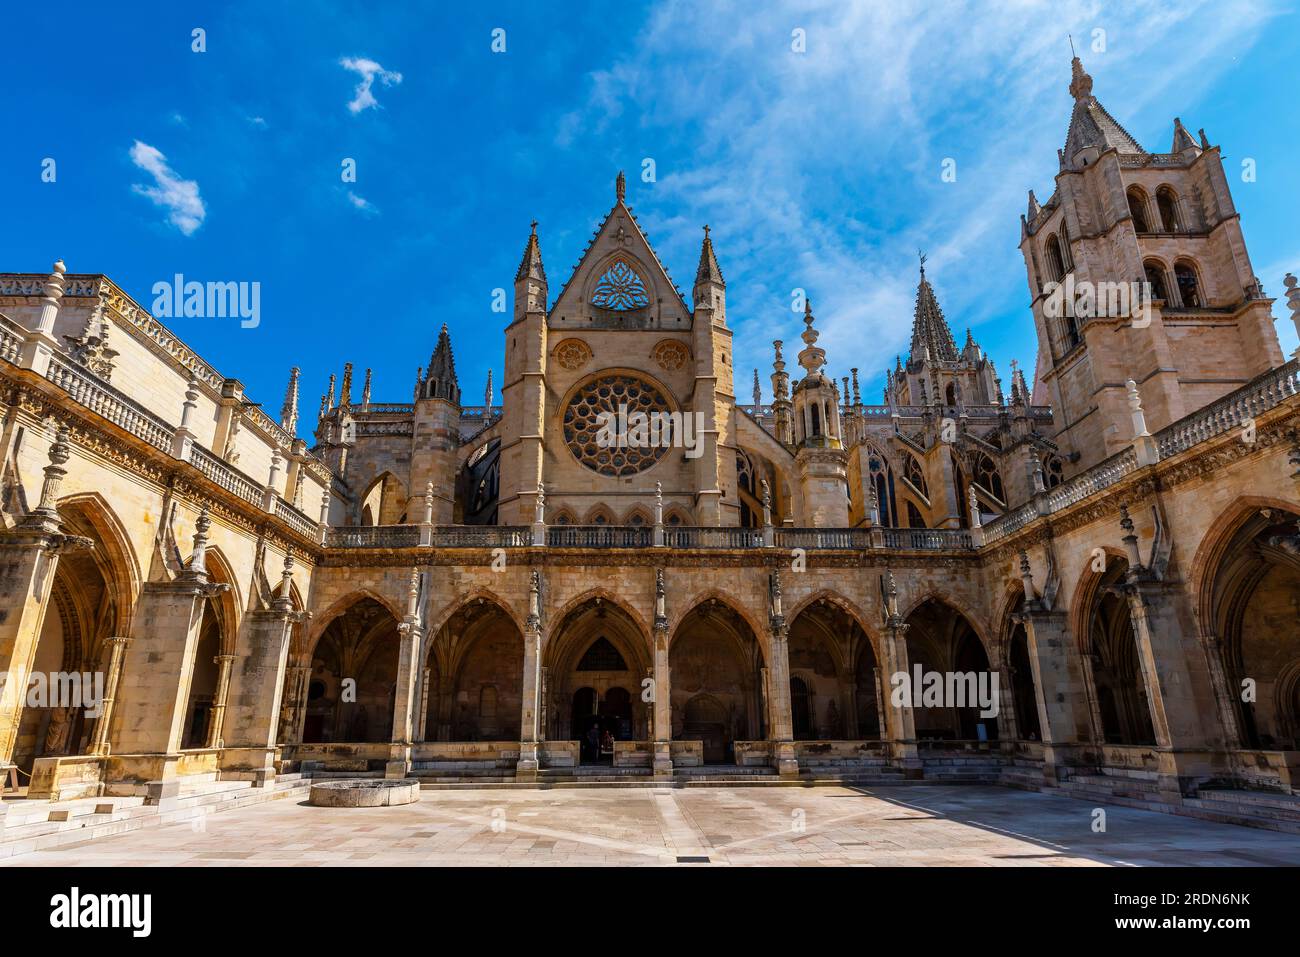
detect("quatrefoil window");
top-left (589, 259), bottom-right (650, 311)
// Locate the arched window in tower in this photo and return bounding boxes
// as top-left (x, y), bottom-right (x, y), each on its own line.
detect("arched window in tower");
top-left (589, 258), bottom-right (650, 311)
top-left (1041, 452), bottom-right (1064, 489)
top-left (1127, 188), bottom-right (1151, 233)
top-left (1143, 261), bottom-right (1170, 303)
top-left (1044, 234), bottom-right (1066, 283)
top-left (1156, 186), bottom-right (1181, 232)
top-left (810, 401), bottom-right (822, 437)
top-left (736, 450), bottom-right (758, 527)
top-left (1059, 221), bottom-right (1074, 271)
top-left (866, 447), bottom-right (897, 527)
top-left (973, 452), bottom-right (1004, 504)
top-left (945, 382), bottom-right (957, 407)
top-left (904, 455), bottom-right (928, 499)
top-left (1174, 260), bottom-right (1202, 308)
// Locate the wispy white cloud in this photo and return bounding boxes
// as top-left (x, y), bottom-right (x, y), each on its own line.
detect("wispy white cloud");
top-left (129, 140), bottom-right (206, 236)
top-left (549, 0), bottom-right (1281, 390)
top-left (340, 56), bottom-right (402, 114)
top-left (246, 115), bottom-right (268, 129)
top-left (346, 190), bottom-right (379, 215)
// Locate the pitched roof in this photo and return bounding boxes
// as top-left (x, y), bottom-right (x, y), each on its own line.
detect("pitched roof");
top-left (515, 221), bottom-right (546, 283)
top-left (910, 265), bottom-right (958, 363)
top-left (695, 225), bottom-right (725, 287)
top-left (1062, 57), bottom-right (1143, 162)
top-left (549, 172), bottom-right (691, 318)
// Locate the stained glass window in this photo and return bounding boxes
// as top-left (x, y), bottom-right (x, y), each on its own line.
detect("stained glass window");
top-left (590, 259), bottom-right (650, 310)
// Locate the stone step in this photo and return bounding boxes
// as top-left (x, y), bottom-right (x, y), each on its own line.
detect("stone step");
top-left (1193, 788), bottom-right (1300, 815)
top-left (0, 777), bottom-right (313, 861)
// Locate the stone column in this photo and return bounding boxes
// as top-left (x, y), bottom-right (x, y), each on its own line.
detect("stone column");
top-left (204, 654), bottom-right (237, 749)
top-left (388, 569), bottom-right (423, 779)
top-left (1017, 609), bottom-right (1092, 784)
top-left (517, 571), bottom-right (543, 781)
top-left (417, 666), bottom-right (432, 741)
top-left (1199, 632), bottom-right (1243, 750)
top-left (113, 521), bottom-right (230, 757)
top-left (277, 658), bottom-right (310, 747)
top-left (652, 569), bottom-right (672, 779)
top-left (223, 557), bottom-right (304, 784)
top-left (89, 637), bottom-right (131, 756)
top-left (880, 570), bottom-right (920, 772)
top-left (0, 427), bottom-right (91, 769)
top-left (766, 570), bottom-right (799, 778)
top-left (990, 645), bottom-right (1018, 747)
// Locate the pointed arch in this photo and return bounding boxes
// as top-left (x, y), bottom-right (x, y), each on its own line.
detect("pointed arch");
top-left (308, 587), bottom-right (405, 652)
top-left (424, 586), bottom-right (522, 665)
top-left (358, 470), bottom-right (407, 526)
top-left (201, 544), bottom-right (242, 652)
top-left (584, 504), bottom-right (616, 526)
top-left (624, 504), bottom-right (652, 527)
top-left (548, 587), bottom-right (652, 653)
top-left (669, 590), bottom-right (769, 663)
top-left (785, 589), bottom-right (878, 667)
top-left (1189, 495), bottom-right (1300, 631)
top-left (899, 591), bottom-right (994, 662)
top-left (1067, 544), bottom-right (1129, 651)
top-left (55, 491), bottom-right (142, 634)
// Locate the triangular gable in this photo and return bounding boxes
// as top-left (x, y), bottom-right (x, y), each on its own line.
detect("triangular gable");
top-left (549, 186), bottom-right (692, 327)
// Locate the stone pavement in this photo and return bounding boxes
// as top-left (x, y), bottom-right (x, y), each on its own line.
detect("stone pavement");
top-left (6, 785), bottom-right (1300, 866)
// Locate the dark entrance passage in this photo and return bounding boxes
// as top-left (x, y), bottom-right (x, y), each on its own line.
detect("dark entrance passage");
top-left (572, 685), bottom-right (632, 764)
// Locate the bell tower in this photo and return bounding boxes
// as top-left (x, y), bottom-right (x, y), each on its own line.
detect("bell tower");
top-left (791, 300), bottom-right (849, 526)
top-left (1020, 56), bottom-right (1284, 473)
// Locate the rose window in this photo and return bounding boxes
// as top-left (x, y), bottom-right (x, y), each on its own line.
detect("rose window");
top-left (563, 374), bottom-right (672, 477)
top-left (589, 259), bottom-right (650, 311)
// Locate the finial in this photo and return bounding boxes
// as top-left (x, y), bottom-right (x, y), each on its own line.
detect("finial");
top-left (918, 249), bottom-right (927, 276)
top-left (1069, 54), bottom-right (1093, 101)
top-left (615, 170), bottom-right (626, 202)
top-left (703, 224), bottom-right (710, 239)
top-left (530, 219), bottom-right (538, 235)
top-left (752, 369), bottom-right (761, 407)
top-left (1068, 33), bottom-right (1075, 57)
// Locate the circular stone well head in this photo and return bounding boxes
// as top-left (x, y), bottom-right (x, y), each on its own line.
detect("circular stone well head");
top-left (309, 779), bottom-right (421, 807)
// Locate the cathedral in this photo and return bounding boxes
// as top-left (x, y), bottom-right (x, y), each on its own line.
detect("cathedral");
top-left (1, 58), bottom-right (1298, 832)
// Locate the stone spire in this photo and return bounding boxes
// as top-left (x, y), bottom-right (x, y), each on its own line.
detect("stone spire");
top-left (695, 224), bottom-right (725, 287)
top-left (1171, 116), bottom-right (1199, 153)
top-left (1062, 56), bottom-right (1143, 164)
top-left (339, 363), bottom-right (353, 408)
top-left (797, 299), bottom-right (827, 376)
top-left (1026, 189), bottom-right (1041, 221)
top-left (360, 368), bottom-right (372, 407)
top-left (771, 340), bottom-right (790, 402)
top-left (326, 374), bottom-right (336, 410)
top-left (484, 369), bottom-right (494, 410)
top-left (615, 170), bottom-right (626, 203)
top-left (911, 257), bottom-right (958, 363)
top-left (279, 367), bottom-right (300, 434)
top-left (423, 323), bottom-right (460, 404)
top-left (515, 219), bottom-right (546, 283)
top-left (752, 368), bottom-right (761, 407)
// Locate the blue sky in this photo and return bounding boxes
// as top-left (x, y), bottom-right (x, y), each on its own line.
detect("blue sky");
top-left (3, 0), bottom-right (1297, 431)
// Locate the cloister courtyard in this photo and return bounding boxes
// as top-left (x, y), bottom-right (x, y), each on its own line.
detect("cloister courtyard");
top-left (6, 784), bottom-right (1300, 867)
